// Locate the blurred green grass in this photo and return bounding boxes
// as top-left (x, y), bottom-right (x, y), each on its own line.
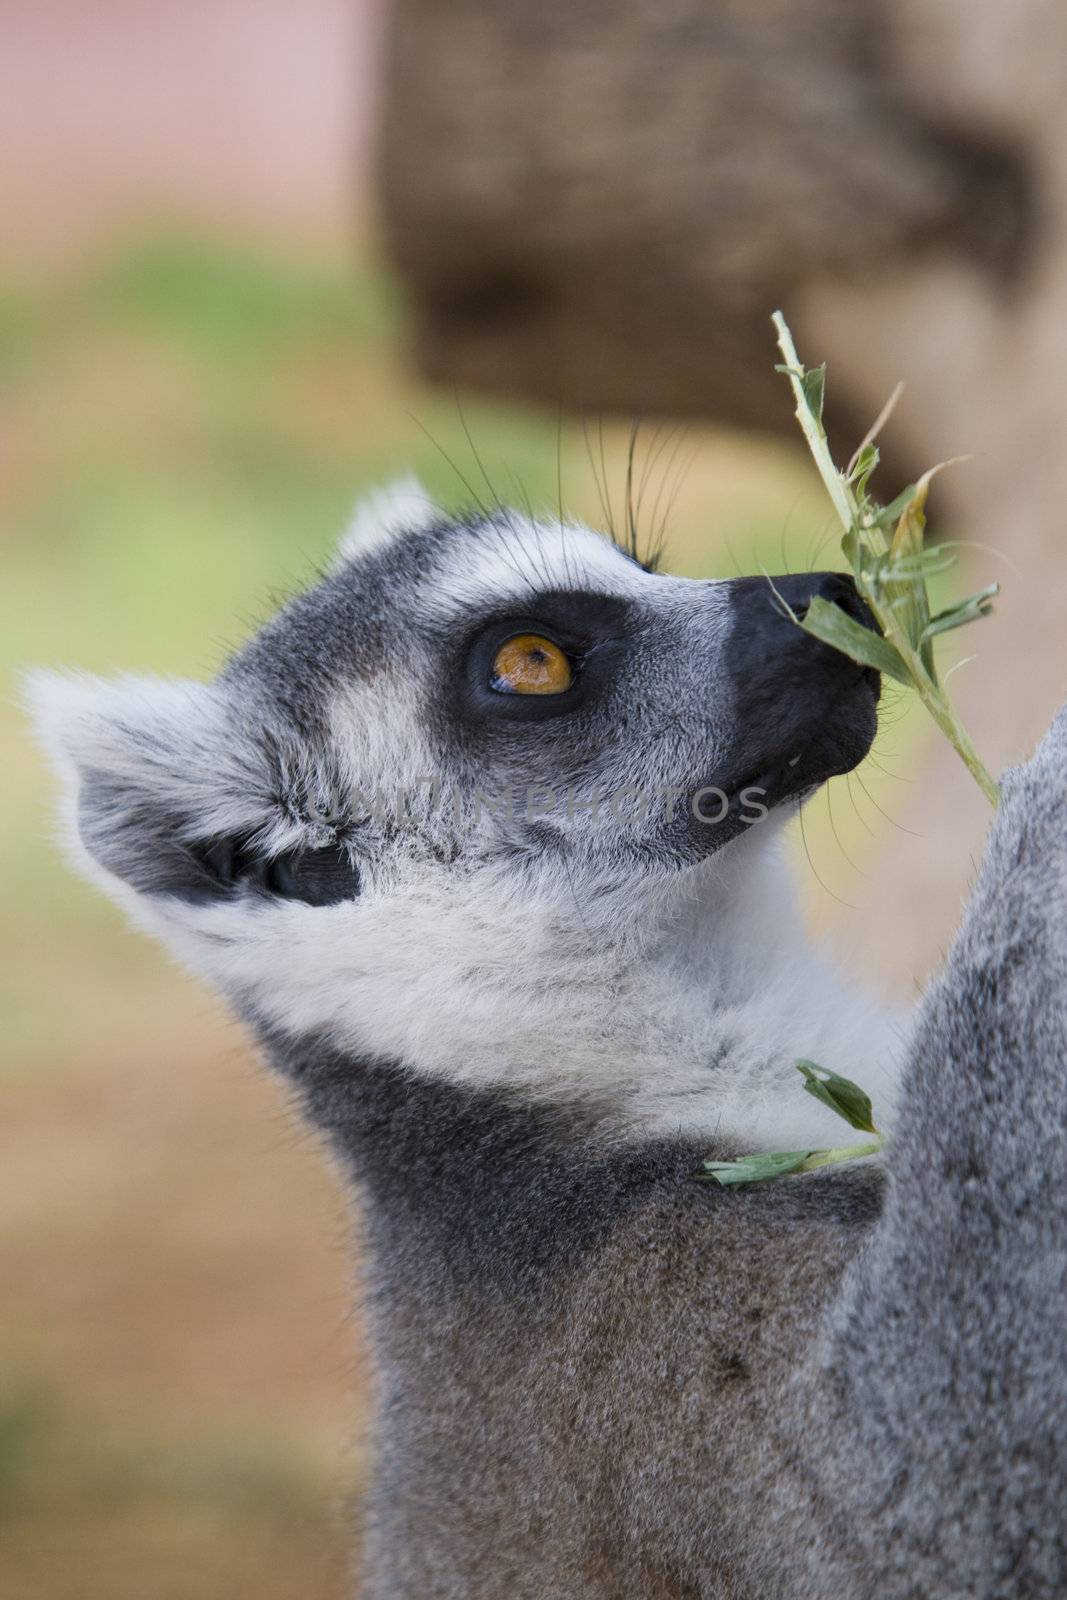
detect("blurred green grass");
top-left (1, 232), bottom-right (912, 1598)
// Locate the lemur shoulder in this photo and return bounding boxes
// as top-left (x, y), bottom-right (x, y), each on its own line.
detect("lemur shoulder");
top-left (30, 481), bottom-right (1067, 1597)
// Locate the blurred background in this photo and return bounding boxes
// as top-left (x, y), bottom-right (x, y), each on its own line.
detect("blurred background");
top-left (4, 3), bottom-right (1064, 1596)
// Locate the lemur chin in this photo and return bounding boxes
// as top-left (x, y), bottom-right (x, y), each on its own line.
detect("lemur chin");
top-left (29, 481), bottom-right (1067, 1597)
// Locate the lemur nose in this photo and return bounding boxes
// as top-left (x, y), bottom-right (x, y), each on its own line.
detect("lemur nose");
top-left (768, 571), bottom-right (877, 634)
top-left (796, 572), bottom-right (875, 631)
top-left (722, 571), bottom-right (881, 660)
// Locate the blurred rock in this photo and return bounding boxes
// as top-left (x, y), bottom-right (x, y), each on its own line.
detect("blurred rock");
top-left (379, 0), bottom-right (1032, 438)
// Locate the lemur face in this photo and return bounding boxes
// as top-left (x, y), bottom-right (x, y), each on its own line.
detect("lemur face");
top-left (30, 482), bottom-right (879, 1087)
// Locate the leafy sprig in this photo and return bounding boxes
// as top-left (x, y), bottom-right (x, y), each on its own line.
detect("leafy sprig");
top-left (700, 319), bottom-right (1003, 1187)
top-left (771, 311), bottom-right (1000, 807)
top-left (698, 1063), bottom-right (884, 1187)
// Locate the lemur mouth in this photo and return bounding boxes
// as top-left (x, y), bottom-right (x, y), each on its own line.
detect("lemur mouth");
top-left (719, 671), bottom-right (881, 820)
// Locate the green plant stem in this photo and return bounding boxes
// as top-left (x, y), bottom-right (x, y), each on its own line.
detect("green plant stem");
top-left (772, 314), bottom-right (854, 529)
top-left (896, 658), bottom-right (1001, 806)
top-left (795, 1138), bottom-right (884, 1174)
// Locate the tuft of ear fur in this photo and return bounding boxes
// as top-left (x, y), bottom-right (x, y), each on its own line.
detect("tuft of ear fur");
top-left (332, 475), bottom-right (438, 568)
top-left (24, 670), bottom-right (276, 903)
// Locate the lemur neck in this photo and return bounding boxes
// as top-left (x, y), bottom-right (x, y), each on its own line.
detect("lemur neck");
top-left (256, 830), bottom-right (901, 1153)
top-left (264, 1036), bottom-right (709, 1289)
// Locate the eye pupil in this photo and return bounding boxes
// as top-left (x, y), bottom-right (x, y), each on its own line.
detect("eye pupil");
top-left (491, 633), bottom-right (574, 696)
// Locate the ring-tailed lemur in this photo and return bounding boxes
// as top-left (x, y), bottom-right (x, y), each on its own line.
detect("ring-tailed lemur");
top-left (30, 482), bottom-right (1067, 1597)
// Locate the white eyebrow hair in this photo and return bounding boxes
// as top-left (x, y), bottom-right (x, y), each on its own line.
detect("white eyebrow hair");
top-left (425, 514), bottom-right (655, 618)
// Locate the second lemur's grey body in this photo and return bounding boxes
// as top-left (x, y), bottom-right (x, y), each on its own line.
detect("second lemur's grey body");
top-left (31, 482), bottom-right (1067, 1595)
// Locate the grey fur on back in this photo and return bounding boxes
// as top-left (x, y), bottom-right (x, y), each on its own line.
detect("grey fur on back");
top-left (28, 487), bottom-right (1067, 1596)
top-left (783, 722), bottom-right (1067, 1597)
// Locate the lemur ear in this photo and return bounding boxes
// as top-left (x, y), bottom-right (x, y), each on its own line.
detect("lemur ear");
top-left (332, 475), bottom-right (438, 568)
top-left (25, 670), bottom-right (278, 905)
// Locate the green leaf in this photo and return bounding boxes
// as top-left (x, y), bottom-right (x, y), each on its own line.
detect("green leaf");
top-left (797, 593), bottom-right (912, 685)
top-left (796, 1060), bottom-right (879, 1134)
top-left (840, 527), bottom-right (860, 568)
top-left (848, 442), bottom-right (879, 488)
top-left (841, 527), bottom-right (882, 581)
top-left (921, 583), bottom-right (999, 642)
top-left (878, 544), bottom-right (958, 582)
top-left (698, 1150), bottom-right (814, 1186)
top-left (869, 483), bottom-right (918, 529)
top-left (882, 479), bottom-right (934, 665)
top-left (800, 362), bottom-right (827, 424)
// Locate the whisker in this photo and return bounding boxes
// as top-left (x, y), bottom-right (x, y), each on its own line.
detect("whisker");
top-left (863, 749), bottom-right (912, 783)
top-left (635, 421), bottom-right (670, 511)
top-left (454, 388), bottom-right (503, 512)
top-left (804, 518), bottom-right (839, 574)
top-left (449, 396), bottom-right (555, 596)
top-left (624, 417), bottom-right (641, 561)
top-left (796, 794), bottom-right (860, 910)
top-left (721, 530), bottom-right (746, 579)
top-left (555, 409), bottom-right (581, 592)
top-left (646, 427), bottom-right (690, 563)
top-left (505, 468), bottom-right (536, 526)
top-left (776, 493), bottom-right (801, 574)
top-left (825, 779), bottom-right (869, 878)
top-left (583, 416), bottom-right (615, 538)
top-left (633, 422), bottom-right (677, 556)
top-left (598, 417), bottom-right (617, 545)
top-left (853, 768), bottom-right (925, 836)
top-left (495, 496), bottom-right (545, 598)
top-left (778, 501), bottom-right (791, 577)
top-left (845, 771), bottom-right (875, 836)
top-left (406, 411), bottom-right (493, 522)
top-left (650, 432), bottom-right (696, 570)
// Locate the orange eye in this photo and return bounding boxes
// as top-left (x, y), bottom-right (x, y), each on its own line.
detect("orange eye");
top-left (491, 634), bottom-right (574, 695)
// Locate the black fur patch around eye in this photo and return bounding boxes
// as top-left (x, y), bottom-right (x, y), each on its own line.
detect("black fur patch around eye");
top-left (457, 591), bottom-right (634, 725)
top-left (198, 837), bottom-right (361, 906)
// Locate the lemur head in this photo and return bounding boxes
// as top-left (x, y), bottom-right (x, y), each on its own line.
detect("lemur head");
top-left (30, 480), bottom-right (881, 1125)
